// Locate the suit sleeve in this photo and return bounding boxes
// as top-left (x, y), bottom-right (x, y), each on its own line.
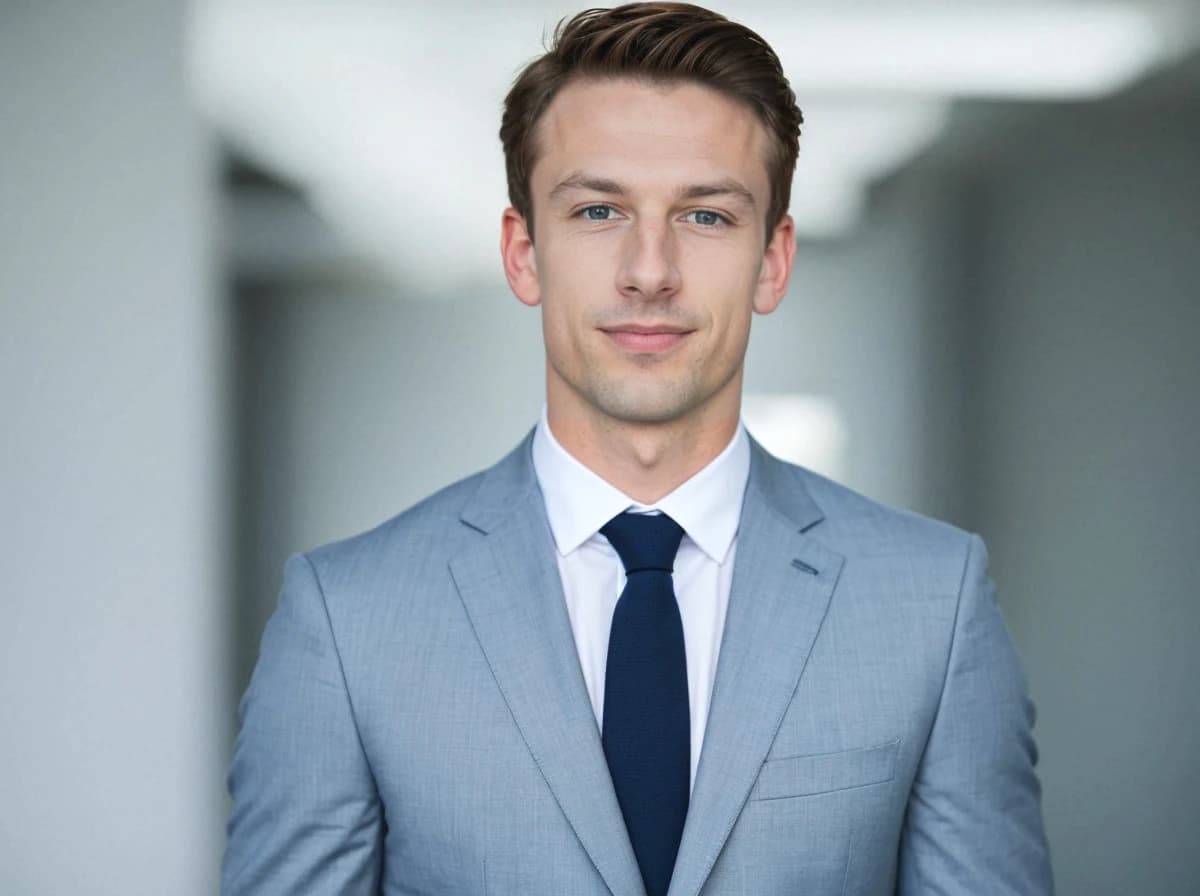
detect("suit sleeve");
top-left (897, 534), bottom-right (1054, 895)
top-left (222, 553), bottom-right (384, 895)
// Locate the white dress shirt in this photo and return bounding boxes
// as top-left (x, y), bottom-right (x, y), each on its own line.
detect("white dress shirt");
top-left (531, 408), bottom-right (750, 788)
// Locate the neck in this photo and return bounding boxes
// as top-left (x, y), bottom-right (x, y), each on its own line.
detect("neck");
top-left (545, 383), bottom-right (742, 505)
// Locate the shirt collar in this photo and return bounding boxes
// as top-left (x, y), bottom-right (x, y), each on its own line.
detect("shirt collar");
top-left (531, 406), bottom-right (750, 564)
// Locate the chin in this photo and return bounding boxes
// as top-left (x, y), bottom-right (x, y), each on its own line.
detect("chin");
top-left (587, 379), bottom-right (703, 426)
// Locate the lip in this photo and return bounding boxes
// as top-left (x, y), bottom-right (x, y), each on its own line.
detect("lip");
top-left (600, 323), bottom-right (694, 353)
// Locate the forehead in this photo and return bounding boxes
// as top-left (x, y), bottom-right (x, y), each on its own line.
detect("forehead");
top-left (532, 77), bottom-right (771, 199)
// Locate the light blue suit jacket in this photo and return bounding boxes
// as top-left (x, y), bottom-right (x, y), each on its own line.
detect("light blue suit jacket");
top-left (223, 434), bottom-right (1052, 894)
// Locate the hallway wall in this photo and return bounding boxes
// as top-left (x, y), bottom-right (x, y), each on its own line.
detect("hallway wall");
top-left (962, 99), bottom-right (1200, 895)
top-left (0, 4), bottom-right (227, 893)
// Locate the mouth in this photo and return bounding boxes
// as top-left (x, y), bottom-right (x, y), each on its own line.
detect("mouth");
top-left (599, 323), bottom-right (695, 353)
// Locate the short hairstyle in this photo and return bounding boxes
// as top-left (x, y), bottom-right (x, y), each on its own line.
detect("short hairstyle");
top-left (500, 2), bottom-right (803, 241)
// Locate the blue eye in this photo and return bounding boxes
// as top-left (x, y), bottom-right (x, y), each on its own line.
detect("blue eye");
top-left (687, 210), bottom-right (726, 227)
top-left (582, 205), bottom-right (614, 221)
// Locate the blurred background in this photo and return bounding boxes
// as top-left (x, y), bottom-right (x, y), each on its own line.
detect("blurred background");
top-left (2, 0), bottom-right (1198, 893)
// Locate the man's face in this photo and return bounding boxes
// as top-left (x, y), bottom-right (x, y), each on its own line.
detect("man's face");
top-left (501, 77), bottom-right (795, 430)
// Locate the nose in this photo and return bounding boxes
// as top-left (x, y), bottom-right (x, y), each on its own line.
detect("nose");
top-left (616, 220), bottom-right (682, 302)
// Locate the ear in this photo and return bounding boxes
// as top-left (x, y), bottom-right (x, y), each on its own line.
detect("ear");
top-left (752, 213), bottom-right (796, 315)
top-left (500, 207), bottom-right (541, 307)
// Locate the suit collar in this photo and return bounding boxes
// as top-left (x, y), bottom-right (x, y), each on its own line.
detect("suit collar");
top-left (458, 429), bottom-right (539, 535)
top-left (743, 434), bottom-right (825, 534)
top-left (460, 427), bottom-right (825, 539)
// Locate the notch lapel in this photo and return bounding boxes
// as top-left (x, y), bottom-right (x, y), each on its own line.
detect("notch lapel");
top-left (449, 437), bottom-right (646, 896)
top-left (668, 444), bottom-right (845, 896)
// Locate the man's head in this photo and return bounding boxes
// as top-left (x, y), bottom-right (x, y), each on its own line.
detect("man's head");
top-left (500, 2), bottom-right (802, 242)
top-left (498, 3), bottom-right (802, 439)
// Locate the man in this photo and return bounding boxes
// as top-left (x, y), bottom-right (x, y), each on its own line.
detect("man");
top-left (222, 3), bottom-right (1053, 894)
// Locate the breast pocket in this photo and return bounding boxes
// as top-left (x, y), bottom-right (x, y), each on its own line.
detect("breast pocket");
top-left (749, 739), bottom-right (900, 801)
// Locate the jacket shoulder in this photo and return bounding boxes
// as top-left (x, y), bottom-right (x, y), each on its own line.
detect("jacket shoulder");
top-left (780, 459), bottom-right (974, 559)
top-left (301, 467), bottom-right (489, 591)
top-left (769, 459), bottom-right (984, 611)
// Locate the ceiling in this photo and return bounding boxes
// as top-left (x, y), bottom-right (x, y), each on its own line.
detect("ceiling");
top-left (190, 0), bottom-right (1200, 295)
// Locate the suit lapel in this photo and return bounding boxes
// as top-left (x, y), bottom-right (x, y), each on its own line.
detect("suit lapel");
top-left (668, 442), bottom-right (845, 896)
top-left (449, 436), bottom-right (646, 896)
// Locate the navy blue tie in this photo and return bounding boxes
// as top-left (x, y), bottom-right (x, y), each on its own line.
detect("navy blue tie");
top-left (600, 511), bottom-right (689, 896)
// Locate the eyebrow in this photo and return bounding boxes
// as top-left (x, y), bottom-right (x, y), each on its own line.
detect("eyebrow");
top-left (547, 171), bottom-right (757, 209)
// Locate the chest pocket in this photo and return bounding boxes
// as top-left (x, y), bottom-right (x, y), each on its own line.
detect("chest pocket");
top-left (749, 739), bottom-right (899, 801)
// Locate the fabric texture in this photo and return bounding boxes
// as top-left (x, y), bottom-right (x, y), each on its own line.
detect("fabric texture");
top-left (222, 431), bottom-right (1054, 895)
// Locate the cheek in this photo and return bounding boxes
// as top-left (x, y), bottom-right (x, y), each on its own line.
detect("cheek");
top-left (684, 242), bottom-right (760, 295)
top-left (542, 232), bottom-right (615, 281)
top-left (538, 242), bottom-right (615, 335)
top-left (538, 284), bottom-right (591, 367)
top-left (539, 296), bottom-right (570, 352)
top-left (711, 307), bottom-right (753, 365)
top-left (539, 248), bottom-right (597, 309)
top-left (690, 263), bottom-right (758, 352)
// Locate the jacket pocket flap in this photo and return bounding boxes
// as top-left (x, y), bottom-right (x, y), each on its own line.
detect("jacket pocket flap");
top-left (750, 739), bottom-right (899, 801)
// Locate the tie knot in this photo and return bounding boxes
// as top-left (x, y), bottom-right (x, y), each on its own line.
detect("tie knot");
top-left (600, 511), bottom-right (685, 575)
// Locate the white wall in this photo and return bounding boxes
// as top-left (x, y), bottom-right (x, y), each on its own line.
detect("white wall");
top-left (0, 3), bottom-right (226, 893)
top-left (964, 101), bottom-right (1200, 896)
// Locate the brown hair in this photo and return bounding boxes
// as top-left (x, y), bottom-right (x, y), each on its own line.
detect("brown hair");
top-left (500, 2), bottom-right (803, 241)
